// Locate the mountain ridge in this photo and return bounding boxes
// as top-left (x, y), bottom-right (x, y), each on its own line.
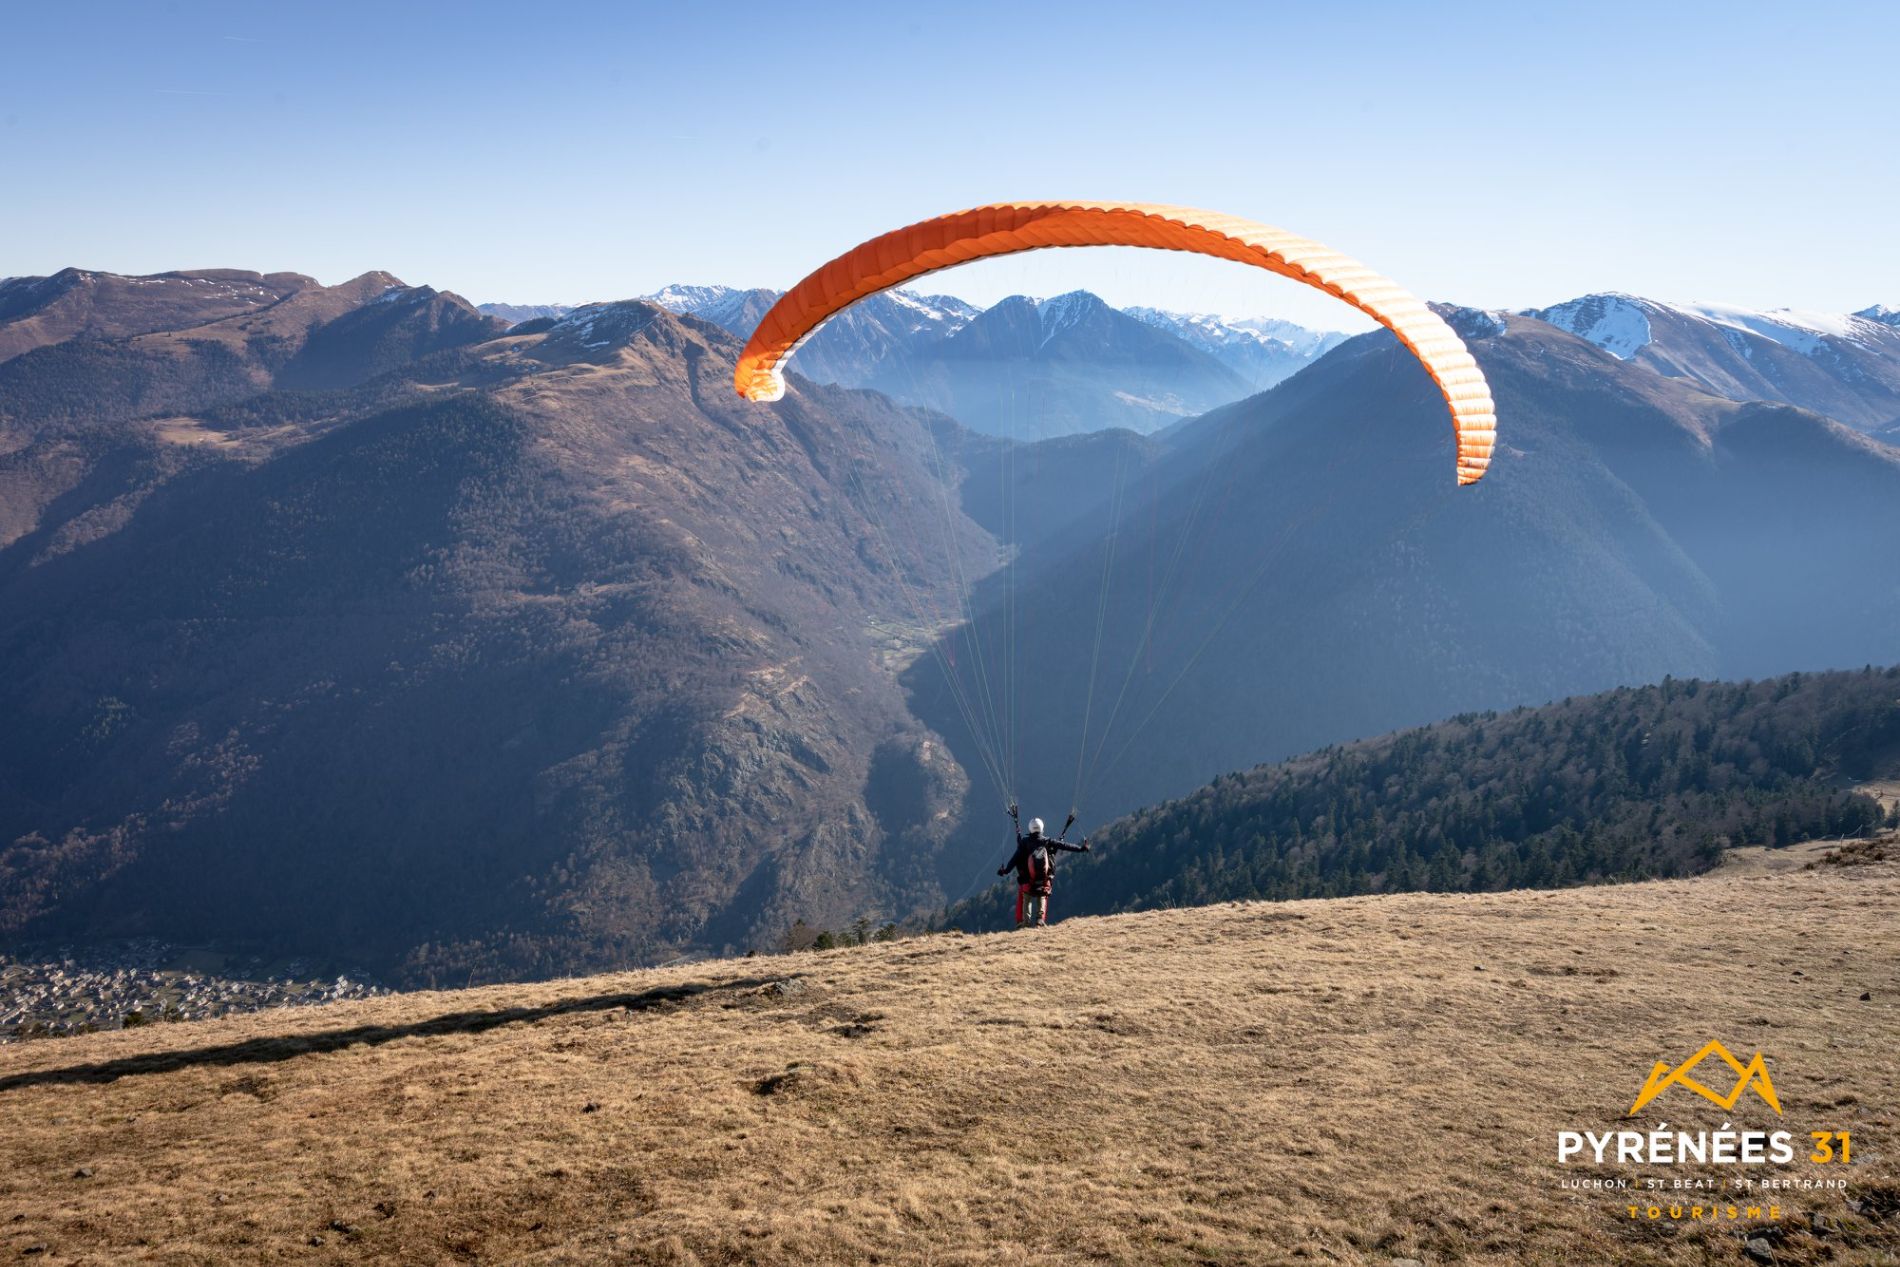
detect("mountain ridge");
top-left (0, 268), bottom-right (323, 363)
top-left (1527, 291), bottom-right (1900, 431)
top-left (635, 283), bottom-right (1345, 435)
top-left (0, 295), bottom-right (992, 980)
top-left (903, 305), bottom-right (1900, 850)
top-left (8, 263), bottom-right (1900, 982)
top-left (1123, 305), bottom-right (1348, 389)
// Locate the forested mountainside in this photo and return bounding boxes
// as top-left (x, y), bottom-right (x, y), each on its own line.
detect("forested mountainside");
top-left (6, 264), bottom-right (1900, 983)
top-left (1530, 293), bottom-right (1900, 432)
top-left (947, 667), bottom-right (1900, 930)
top-left (0, 285), bottom-right (992, 982)
top-left (907, 309), bottom-right (1900, 847)
top-left (0, 271), bottom-right (504, 551)
top-left (645, 284), bottom-right (1285, 438)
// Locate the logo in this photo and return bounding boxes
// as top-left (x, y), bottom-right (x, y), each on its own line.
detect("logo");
top-left (1629, 1041), bottom-right (1781, 1117)
top-left (1556, 1042), bottom-right (1850, 1208)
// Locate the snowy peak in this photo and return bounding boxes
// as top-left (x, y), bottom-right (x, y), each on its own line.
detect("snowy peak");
top-left (881, 287), bottom-right (981, 333)
top-left (1854, 304), bottom-right (1900, 328)
top-left (1035, 290), bottom-right (1112, 345)
top-left (1436, 304), bottom-right (1511, 340)
top-left (370, 283), bottom-right (435, 307)
top-left (1229, 316), bottom-right (1349, 360)
top-left (877, 290), bottom-right (1254, 438)
top-left (1124, 306), bottom-right (1342, 356)
top-left (639, 283), bottom-right (978, 345)
top-left (674, 288), bottom-right (779, 338)
top-left (1527, 293), bottom-right (1655, 360)
top-left (1125, 306), bottom-right (1253, 348)
top-left (947, 291), bottom-right (1145, 358)
top-left (643, 283), bottom-right (742, 314)
top-left (543, 300), bottom-right (678, 352)
top-left (1526, 293), bottom-right (1900, 432)
top-left (1123, 306), bottom-right (1347, 390)
top-left (480, 301), bottom-right (575, 326)
top-left (1531, 293), bottom-right (1898, 362)
top-left (1669, 301), bottom-right (1890, 355)
top-left (633, 284), bottom-right (773, 340)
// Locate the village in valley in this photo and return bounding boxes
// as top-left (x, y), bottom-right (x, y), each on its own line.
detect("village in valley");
top-left (0, 940), bottom-right (386, 1041)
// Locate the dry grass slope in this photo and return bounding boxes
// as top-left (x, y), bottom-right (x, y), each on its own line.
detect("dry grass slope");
top-left (2, 848), bottom-right (1896, 1266)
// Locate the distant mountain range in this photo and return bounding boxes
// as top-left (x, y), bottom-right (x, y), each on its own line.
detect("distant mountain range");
top-left (3, 263), bottom-right (1899, 983)
top-left (477, 301), bottom-right (573, 325)
top-left (600, 281), bottom-right (1900, 439)
top-left (482, 285), bottom-right (1347, 439)
top-left (1527, 293), bottom-right (1900, 432)
top-left (1121, 307), bottom-right (1348, 390)
top-left (902, 300), bottom-right (1900, 842)
top-left (859, 290), bottom-right (1259, 439)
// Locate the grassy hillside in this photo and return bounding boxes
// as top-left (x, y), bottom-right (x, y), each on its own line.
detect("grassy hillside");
top-left (2, 843), bottom-right (1895, 1265)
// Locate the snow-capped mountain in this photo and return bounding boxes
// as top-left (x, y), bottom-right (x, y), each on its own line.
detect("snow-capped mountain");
top-left (1525, 293), bottom-right (1900, 432)
top-left (639, 283), bottom-right (978, 387)
top-left (641, 283), bottom-right (739, 315)
top-left (656, 286), bottom-right (781, 341)
top-left (835, 287), bottom-right (981, 346)
top-left (1229, 316), bottom-right (1347, 359)
top-left (1123, 307), bottom-right (1346, 390)
top-left (481, 286), bottom-right (786, 337)
top-left (478, 302), bottom-right (574, 326)
top-left (1525, 294), bottom-right (1656, 360)
top-left (636, 283), bottom-right (1340, 437)
top-left (497, 282), bottom-right (1344, 438)
top-left (866, 291), bottom-right (1252, 439)
top-left (643, 283), bottom-right (977, 341)
top-left (1854, 303), bottom-right (1900, 328)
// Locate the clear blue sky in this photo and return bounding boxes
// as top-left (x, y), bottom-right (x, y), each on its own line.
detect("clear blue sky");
top-left (2, 1), bottom-right (1895, 328)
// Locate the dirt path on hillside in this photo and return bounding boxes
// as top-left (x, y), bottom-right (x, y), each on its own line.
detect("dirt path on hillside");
top-left (1860, 779), bottom-right (1900, 816)
top-left (1, 864), bottom-right (1896, 1266)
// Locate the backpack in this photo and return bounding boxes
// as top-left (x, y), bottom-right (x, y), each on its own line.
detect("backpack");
top-left (1026, 843), bottom-right (1053, 892)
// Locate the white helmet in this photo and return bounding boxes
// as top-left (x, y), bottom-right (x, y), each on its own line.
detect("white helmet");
top-left (1027, 817), bottom-right (1044, 835)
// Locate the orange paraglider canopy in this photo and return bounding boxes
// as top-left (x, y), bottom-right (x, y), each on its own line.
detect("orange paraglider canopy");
top-left (733, 201), bottom-right (1496, 485)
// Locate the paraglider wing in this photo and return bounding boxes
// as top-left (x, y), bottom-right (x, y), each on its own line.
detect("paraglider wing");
top-left (733, 201), bottom-right (1496, 485)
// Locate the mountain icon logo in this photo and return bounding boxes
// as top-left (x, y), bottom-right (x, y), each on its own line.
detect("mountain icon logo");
top-left (1629, 1041), bottom-right (1782, 1116)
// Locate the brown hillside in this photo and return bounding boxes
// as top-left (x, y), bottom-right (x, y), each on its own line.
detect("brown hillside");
top-left (0, 302), bottom-right (991, 980)
top-left (0, 269), bottom-right (319, 364)
top-left (2, 853), bottom-right (1894, 1265)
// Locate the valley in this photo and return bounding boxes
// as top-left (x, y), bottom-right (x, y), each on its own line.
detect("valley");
top-left (4, 265), bottom-right (1899, 986)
